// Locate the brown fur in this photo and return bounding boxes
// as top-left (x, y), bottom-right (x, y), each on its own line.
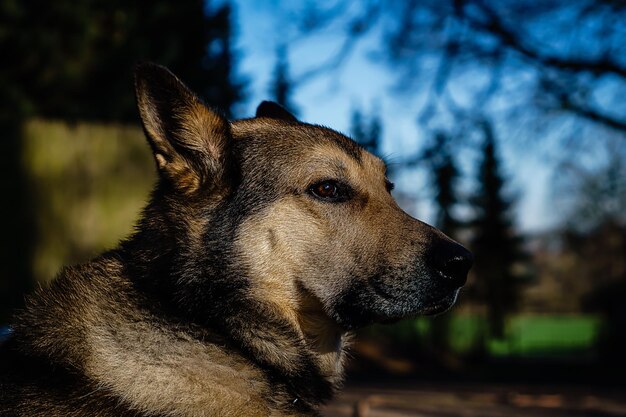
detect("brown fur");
top-left (0, 63), bottom-right (472, 416)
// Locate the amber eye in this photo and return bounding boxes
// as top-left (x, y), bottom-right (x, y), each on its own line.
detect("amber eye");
top-left (308, 180), bottom-right (351, 202)
top-left (312, 181), bottom-right (338, 198)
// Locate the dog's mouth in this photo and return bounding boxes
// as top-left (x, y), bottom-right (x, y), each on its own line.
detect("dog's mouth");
top-left (331, 273), bottom-right (464, 329)
top-left (367, 290), bottom-right (459, 326)
top-left (419, 290), bottom-right (460, 316)
top-left (369, 273), bottom-right (461, 317)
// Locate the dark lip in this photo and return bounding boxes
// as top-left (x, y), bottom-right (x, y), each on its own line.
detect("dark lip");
top-left (435, 269), bottom-right (466, 289)
top-left (420, 303), bottom-right (451, 316)
top-left (420, 292), bottom-right (458, 316)
top-left (367, 276), bottom-right (460, 318)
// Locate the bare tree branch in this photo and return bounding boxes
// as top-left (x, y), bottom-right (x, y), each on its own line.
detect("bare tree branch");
top-left (294, 2), bottom-right (381, 85)
top-left (561, 97), bottom-right (626, 132)
top-left (468, 0), bottom-right (626, 79)
top-left (294, 35), bottom-right (359, 84)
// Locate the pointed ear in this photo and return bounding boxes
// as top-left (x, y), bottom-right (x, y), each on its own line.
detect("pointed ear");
top-left (134, 62), bottom-right (232, 194)
top-left (255, 101), bottom-right (298, 122)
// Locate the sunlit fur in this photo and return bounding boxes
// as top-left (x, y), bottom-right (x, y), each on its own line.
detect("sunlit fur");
top-left (0, 63), bottom-right (470, 416)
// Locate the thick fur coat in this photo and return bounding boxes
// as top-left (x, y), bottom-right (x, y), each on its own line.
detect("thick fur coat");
top-left (0, 64), bottom-right (472, 416)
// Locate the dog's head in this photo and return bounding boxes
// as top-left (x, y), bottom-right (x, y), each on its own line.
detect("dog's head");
top-left (134, 63), bottom-right (472, 330)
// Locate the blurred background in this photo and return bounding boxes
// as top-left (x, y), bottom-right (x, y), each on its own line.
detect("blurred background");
top-left (1, 1), bottom-right (625, 416)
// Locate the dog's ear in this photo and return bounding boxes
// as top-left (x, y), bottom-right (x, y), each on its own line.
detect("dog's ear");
top-left (255, 101), bottom-right (298, 122)
top-left (134, 62), bottom-right (232, 194)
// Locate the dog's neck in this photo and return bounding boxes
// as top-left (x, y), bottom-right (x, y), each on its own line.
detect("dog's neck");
top-left (296, 293), bottom-right (347, 386)
top-left (120, 212), bottom-right (348, 410)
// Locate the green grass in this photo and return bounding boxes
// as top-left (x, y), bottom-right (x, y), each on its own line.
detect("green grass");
top-left (366, 314), bottom-right (605, 359)
top-left (487, 315), bottom-right (603, 358)
top-left (445, 314), bottom-right (603, 358)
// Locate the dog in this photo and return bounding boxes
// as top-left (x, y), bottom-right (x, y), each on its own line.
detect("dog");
top-left (0, 63), bottom-right (472, 416)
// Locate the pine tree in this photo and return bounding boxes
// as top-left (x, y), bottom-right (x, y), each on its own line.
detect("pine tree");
top-left (0, 0), bottom-right (247, 121)
top-left (422, 131), bottom-right (464, 358)
top-left (202, 3), bottom-right (247, 118)
top-left (350, 109), bottom-right (367, 146)
top-left (270, 44), bottom-right (297, 115)
top-left (350, 106), bottom-right (382, 156)
top-left (470, 120), bottom-right (525, 339)
top-left (423, 132), bottom-right (463, 239)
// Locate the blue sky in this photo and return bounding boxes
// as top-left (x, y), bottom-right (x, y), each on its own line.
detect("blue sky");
top-left (231, 1), bottom-right (554, 232)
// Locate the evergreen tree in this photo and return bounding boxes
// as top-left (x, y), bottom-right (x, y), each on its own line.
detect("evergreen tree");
top-left (422, 131), bottom-right (464, 358)
top-left (470, 120), bottom-right (525, 338)
top-left (0, 0), bottom-right (246, 121)
top-left (270, 44), bottom-right (297, 116)
top-left (350, 106), bottom-right (382, 156)
top-left (202, 3), bottom-right (247, 118)
top-left (0, 111), bottom-right (33, 326)
top-left (423, 132), bottom-right (463, 239)
top-left (350, 109), bottom-right (367, 146)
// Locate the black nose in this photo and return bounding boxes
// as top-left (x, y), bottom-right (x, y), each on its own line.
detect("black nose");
top-left (427, 239), bottom-right (473, 287)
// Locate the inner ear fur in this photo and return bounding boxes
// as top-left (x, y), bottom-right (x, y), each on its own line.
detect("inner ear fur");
top-left (134, 62), bottom-right (232, 193)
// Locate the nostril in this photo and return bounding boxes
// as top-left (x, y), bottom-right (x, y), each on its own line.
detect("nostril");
top-left (426, 240), bottom-right (473, 287)
top-left (441, 254), bottom-right (473, 286)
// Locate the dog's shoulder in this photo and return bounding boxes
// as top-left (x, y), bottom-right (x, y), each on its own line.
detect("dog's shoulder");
top-left (0, 334), bottom-right (145, 417)
top-left (10, 255), bottom-right (129, 368)
top-left (2, 254), bottom-right (291, 416)
top-left (0, 256), bottom-right (142, 416)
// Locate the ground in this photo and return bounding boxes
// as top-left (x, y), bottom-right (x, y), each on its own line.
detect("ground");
top-left (322, 382), bottom-right (626, 417)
